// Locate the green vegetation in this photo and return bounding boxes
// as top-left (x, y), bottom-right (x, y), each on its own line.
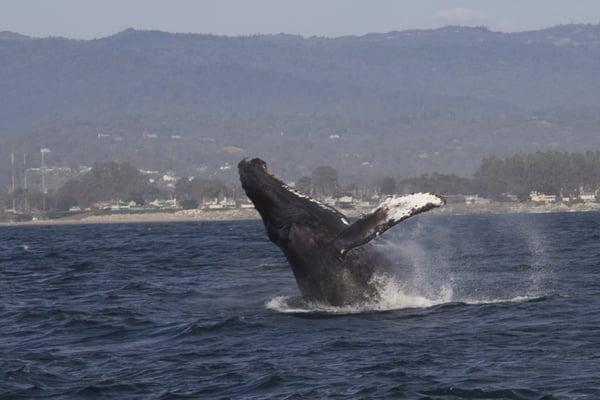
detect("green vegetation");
top-left (4, 151), bottom-right (600, 218)
top-left (396, 151), bottom-right (600, 199)
top-left (175, 177), bottom-right (231, 202)
top-left (54, 162), bottom-right (157, 210)
top-left (295, 166), bottom-right (340, 197)
top-left (0, 192), bottom-right (6, 221)
top-left (475, 151), bottom-right (600, 199)
top-left (379, 177), bottom-right (396, 196)
top-left (396, 173), bottom-right (477, 196)
top-left (4, 188), bottom-right (48, 212)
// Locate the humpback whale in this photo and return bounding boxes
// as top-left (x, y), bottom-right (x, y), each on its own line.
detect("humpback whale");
top-left (239, 158), bottom-right (445, 306)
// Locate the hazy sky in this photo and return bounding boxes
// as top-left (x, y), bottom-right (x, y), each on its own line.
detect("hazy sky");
top-left (2, 0), bottom-right (600, 39)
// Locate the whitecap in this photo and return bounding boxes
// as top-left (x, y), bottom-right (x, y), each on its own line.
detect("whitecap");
top-left (265, 273), bottom-right (452, 314)
top-left (265, 273), bottom-right (546, 315)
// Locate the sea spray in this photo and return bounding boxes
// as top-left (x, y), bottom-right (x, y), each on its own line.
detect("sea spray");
top-left (265, 272), bottom-right (542, 314)
top-left (495, 215), bottom-right (555, 297)
top-left (265, 272), bottom-right (450, 314)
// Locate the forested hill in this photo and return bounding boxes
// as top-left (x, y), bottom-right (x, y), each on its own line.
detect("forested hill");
top-left (2, 24), bottom-right (600, 185)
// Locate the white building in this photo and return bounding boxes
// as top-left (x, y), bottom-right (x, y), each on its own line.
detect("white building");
top-left (148, 199), bottom-right (178, 209)
top-left (354, 200), bottom-right (371, 208)
top-left (203, 197), bottom-right (236, 210)
top-left (501, 193), bottom-right (519, 202)
top-left (579, 190), bottom-right (597, 203)
top-left (336, 196), bottom-right (354, 208)
top-left (162, 173), bottom-right (177, 183)
top-left (530, 191), bottom-right (557, 204)
top-left (142, 132), bottom-right (158, 139)
top-left (465, 195), bottom-right (491, 205)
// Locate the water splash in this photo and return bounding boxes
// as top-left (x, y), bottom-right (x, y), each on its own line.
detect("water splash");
top-left (522, 224), bottom-right (554, 295)
top-left (266, 216), bottom-right (553, 315)
top-left (265, 273), bottom-right (541, 314)
top-left (497, 216), bottom-right (555, 297)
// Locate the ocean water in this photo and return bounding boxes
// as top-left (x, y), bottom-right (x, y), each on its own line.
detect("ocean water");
top-left (1, 213), bottom-right (599, 399)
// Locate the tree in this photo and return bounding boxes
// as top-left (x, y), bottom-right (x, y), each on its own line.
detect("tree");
top-left (380, 177), bottom-right (396, 195)
top-left (175, 177), bottom-right (193, 200)
top-left (295, 176), bottom-right (312, 195)
top-left (54, 181), bottom-right (80, 211)
top-left (188, 178), bottom-right (230, 202)
top-left (311, 166), bottom-right (338, 196)
top-left (0, 189), bottom-right (7, 210)
top-left (396, 173), bottom-right (476, 195)
top-left (179, 199), bottom-right (199, 209)
top-left (29, 190), bottom-right (55, 211)
top-left (54, 161), bottom-right (154, 208)
top-left (473, 151), bottom-right (600, 199)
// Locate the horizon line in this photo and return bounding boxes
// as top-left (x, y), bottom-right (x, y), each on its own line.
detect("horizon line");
top-left (2, 22), bottom-right (600, 41)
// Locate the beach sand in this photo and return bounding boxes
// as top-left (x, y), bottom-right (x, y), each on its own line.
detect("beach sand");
top-left (3, 201), bottom-right (600, 226)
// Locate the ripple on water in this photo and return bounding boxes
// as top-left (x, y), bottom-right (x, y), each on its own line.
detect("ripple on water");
top-left (1, 217), bottom-right (600, 398)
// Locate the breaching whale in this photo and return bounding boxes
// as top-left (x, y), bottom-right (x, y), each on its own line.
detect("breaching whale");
top-left (239, 158), bottom-right (445, 306)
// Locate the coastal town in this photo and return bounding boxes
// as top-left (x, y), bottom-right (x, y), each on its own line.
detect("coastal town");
top-left (4, 149), bottom-right (600, 224)
top-left (3, 174), bottom-right (600, 225)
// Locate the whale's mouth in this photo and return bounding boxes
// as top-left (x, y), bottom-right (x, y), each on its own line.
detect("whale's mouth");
top-left (238, 158), bottom-right (285, 203)
top-left (239, 157), bottom-right (339, 233)
top-left (238, 158), bottom-right (279, 191)
top-left (238, 158), bottom-right (291, 229)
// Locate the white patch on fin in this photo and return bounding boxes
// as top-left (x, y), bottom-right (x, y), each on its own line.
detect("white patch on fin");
top-left (332, 192), bottom-right (445, 256)
top-left (375, 193), bottom-right (444, 223)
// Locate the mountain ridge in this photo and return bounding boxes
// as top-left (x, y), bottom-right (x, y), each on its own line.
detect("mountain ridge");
top-left (2, 24), bottom-right (600, 185)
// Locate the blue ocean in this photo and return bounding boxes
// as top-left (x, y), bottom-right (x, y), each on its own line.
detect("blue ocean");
top-left (1, 213), bottom-right (599, 399)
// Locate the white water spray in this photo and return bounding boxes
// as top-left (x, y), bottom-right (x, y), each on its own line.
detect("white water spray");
top-left (266, 216), bottom-right (553, 314)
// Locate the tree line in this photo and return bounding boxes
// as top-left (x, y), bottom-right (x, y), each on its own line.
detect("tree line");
top-left (382, 151), bottom-right (600, 200)
top-left (3, 151), bottom-right (600, 220)
top-left (474, 151), bottom-right (600, 199)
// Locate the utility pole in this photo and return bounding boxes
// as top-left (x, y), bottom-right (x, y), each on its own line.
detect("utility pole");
top-left (11, 152), bottom-right (15, 212)
top-left (41, 148), bottom-right (50, 211)
top-left (23, 153), bottom-right (28, 212)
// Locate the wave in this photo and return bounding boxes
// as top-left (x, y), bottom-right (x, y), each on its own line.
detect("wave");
top-left (175, 316), bottom-right (265, 337)
top-left (265, 273), bottom-right (545, 314)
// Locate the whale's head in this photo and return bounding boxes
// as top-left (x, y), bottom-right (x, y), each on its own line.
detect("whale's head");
top-left (238, 158), bottom-right (344, 246)
top-left (238, 158), bottom-right (299, 245)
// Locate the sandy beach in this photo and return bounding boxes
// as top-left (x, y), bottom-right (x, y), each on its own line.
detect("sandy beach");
top-left (2, 208), bottom-right (261, 226)
top-left (3, 201), bottom-right (600, 227)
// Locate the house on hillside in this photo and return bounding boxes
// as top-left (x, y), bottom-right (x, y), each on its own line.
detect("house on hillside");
top-left (238, 200), bottom-right (254, 209)
top-left (336, 196), bottom-right (354, 209)
top-left (529, 191), bottom-right (557, 204)
top-left (202, 197), bottom-right (236, 210)
top-left (465, 195), bottom-right (491, 205)
top-left (148, 198), bottom-right (178, 210)
top-left (579, 188), bottom-right (597, 203)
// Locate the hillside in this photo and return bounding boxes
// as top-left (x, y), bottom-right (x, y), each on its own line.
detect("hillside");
top-left (2, 24), bottom-right (600, 186)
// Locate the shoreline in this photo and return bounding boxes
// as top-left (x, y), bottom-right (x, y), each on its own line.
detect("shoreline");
top-left (1, 208), bottom-right (261, 226)
top-left (2, 201), bottom-right (600, 226)
top-left (436, 201), bottom-right (600, 216)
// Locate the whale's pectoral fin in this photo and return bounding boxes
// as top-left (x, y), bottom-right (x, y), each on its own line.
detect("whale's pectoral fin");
top-left (332, 193), bottom-right (445, 257)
